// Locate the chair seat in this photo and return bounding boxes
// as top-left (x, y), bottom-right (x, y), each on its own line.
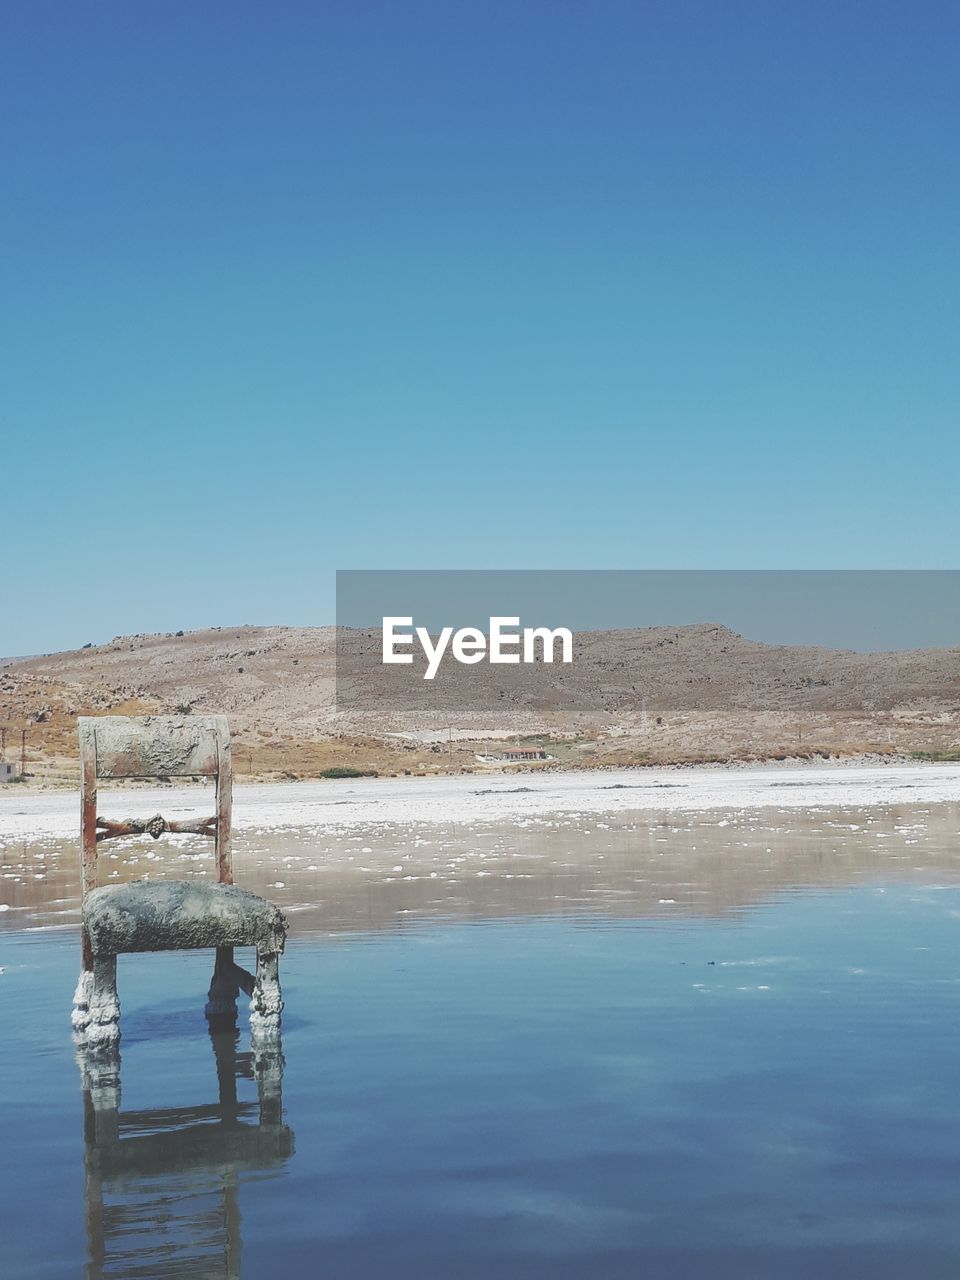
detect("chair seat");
top-left (83, 880), bottom-right (286, 957)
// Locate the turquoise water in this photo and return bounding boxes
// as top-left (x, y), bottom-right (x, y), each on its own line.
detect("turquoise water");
top-left (4, 871), bottom-right (960, 1279)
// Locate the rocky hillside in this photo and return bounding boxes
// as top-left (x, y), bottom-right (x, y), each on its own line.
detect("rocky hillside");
top-left (2, 624), bottom-right (959, 783)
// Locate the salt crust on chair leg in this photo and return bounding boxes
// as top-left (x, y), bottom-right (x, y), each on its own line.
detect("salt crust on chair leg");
top-left (71, 969), bottom-right (94, 1039)
top-left (77, 955), bottom-right (121, 1051)
top-left (250, 950), bottom-right (283, 1043)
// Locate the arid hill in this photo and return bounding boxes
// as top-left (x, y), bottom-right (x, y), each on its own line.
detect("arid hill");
top-left (1, 624), bottom-right (958, 784)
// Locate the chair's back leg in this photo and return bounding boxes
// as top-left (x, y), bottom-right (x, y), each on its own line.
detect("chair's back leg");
top-left (215, 730), bottom-right (232, 885)
top-left (80, 724), bottom-right (99, 972)
top-left (74, 725), bottom-right (99, 1038)
top-left (206, 947), bottom-right (240, 1028)
top-left (210, 725), bottom-right (236, 1025)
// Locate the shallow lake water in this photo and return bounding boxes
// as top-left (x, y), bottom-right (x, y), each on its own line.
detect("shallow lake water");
top-left (3, 781), bottom-right (960, 1278)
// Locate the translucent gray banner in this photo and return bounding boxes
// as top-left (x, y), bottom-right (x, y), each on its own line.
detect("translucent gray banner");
top-left (335, 570), bottom-right (960, 738)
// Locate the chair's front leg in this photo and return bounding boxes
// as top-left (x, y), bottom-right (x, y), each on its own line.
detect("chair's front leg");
top-left (71, 967), bottom-right (94, 1041)
top-left (250, 949), bottom-right (283, 1042)
top-left (71, 925), bottom-right (96, 1040)
top-left (78, 955), bottom-right (121, 1051)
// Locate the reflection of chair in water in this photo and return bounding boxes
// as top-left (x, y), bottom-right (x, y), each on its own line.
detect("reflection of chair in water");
top-left (71, 715), bottom-right (286, 1050)
top-left (80, 1029), bottom-right (294, 1280)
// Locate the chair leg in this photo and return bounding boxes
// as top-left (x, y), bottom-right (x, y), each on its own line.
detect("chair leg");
top-left (74, 955), bottom-right (120, 1051)
top-left (71, 968), bottom-right (94, 1040)
top-left (72, 924), bottom-right (96, 1039)
top-left (250, 949), bottom-right (283, 1043)
top-left (205, 946), bottom-right (240, 1028)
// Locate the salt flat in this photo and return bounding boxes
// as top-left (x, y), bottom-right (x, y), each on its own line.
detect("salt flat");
top-left (2, 762), bottom-right (958, 845)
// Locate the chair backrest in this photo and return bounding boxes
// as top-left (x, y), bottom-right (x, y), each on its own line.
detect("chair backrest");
top-left (79, 715), bottom-right (233, 898)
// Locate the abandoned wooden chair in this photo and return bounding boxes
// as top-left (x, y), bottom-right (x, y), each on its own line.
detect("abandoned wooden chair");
top-left (71, 715), bottom-right (286, 1050)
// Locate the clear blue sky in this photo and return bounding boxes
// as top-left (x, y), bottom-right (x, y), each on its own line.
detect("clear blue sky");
top-left (2, 1), bottom-right (958, 655)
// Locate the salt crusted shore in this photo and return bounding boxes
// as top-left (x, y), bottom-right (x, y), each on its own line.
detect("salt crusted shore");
top-left (1, 762), bottom-right (958, 846)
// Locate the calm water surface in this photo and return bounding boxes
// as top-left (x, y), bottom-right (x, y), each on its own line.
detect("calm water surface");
top-left (3, 802), bottom-right (960, 1278)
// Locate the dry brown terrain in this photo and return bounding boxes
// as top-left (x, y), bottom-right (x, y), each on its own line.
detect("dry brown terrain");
top-left (1, 623), bottom-right (958, 785)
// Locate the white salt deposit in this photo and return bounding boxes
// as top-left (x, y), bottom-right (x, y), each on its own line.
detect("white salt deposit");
top-left (0, 763), bottom-right (957, 845)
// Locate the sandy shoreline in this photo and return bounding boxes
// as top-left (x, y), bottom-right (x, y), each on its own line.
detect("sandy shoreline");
top-left (2, 761), bottom-right (958, 845)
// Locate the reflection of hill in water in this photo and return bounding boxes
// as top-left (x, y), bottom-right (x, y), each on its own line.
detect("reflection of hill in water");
top-left (7, 803), bottom-right (960, 935)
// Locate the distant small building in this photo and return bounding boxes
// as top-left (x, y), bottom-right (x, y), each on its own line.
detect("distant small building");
top-left (0, 761), bottom-right (18, 782)
top-left (474, 745), bottom-right (554, 765)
